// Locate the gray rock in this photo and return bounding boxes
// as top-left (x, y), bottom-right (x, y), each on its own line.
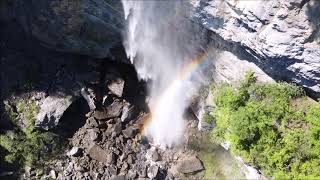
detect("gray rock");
top-left (86, 117), bottom-right (98, 128)
top-left (88, 129), bottom-right (100, 142)
top-left (176, 156), bottom-right (204, 174)
top-left (94, 109), bottom-right (109, 120)
top-left (121, 104), bottom-right (136, 122)
top-left (151, 150), bottom-right (160, 162)
top-left (110, 175), bottom-right (126, 180)
top-left (120, 162), bottom-right (129, 173)
top-left (107, 152), bottom-right (117, 165)
top-left (127, 170), bottom-right (137, 179)
top-left (88, 144), bottom-right (109, 163)
top-left (66, 147), bottom-right (82, 157)
top-left (12, 0), bottom-right (124, 58)
top-left (122, 126), bottom-right (138, 138)
top-left (81, 88), bottom-right (96, 110)
top-left (147, 165), bottom-right (159, 179)
top-left (114, 122), bottom-right (122, 135)
top-left (35, 96), bottom-right (74, 130)
top-left (127, 154), bottom-right (134, 165)
top-left (108, 78), bottom-right (125, 97)
top-left (108, 165), bottom-right (118, 176)
top-left (106, 100), bottom-right (124, 118)
top-left (138, 166), bottom-right (147, 178)
top-left (191, 0), bottom-right (320, 97)
top-left (49, 170), bottom-right (57, 179)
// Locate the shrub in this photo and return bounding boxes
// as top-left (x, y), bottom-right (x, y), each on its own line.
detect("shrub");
top-left (0, 98), bottom-right (63, 169)
top-left (210, 71), bottom-right (320, 179)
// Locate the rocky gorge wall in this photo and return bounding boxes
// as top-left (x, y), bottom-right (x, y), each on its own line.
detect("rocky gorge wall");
top-left (191, 0), bottom-right (320, 97)
top-left (1, 0), bottom-right (319, 97)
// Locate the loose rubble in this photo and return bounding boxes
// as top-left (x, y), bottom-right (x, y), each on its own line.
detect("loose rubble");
top-left (20, 69), bottom-right (208, 180)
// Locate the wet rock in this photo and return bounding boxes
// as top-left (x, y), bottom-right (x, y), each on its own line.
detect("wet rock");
top-left (176, 156), bottom-right (204, 174)
top-left (108, 78), bottom-right (125, 97)
top-left (66, 147), bottom-right (82, 157)
top-left (147, 165), bottom-right (159, 179)
top-left (88, 144), bottom-right (109, 163)
top-left (122, 126), bottom-right (138, 138)
top-left (35, 96), bottom-right (74, 130)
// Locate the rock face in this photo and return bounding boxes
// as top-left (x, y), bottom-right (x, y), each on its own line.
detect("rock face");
top-left (191, 0), bottom-right (320, 97)
top-left (8, 0), bottom-right (123, 58)
top-left (35, 96), bottom-right (74, 130)
top-left (176, 156), bottom-right (204, 174)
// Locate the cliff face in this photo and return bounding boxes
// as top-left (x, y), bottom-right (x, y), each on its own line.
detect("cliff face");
top-left (1, 0), bottom-right (123, 58)
top-left (191, 0), bottom-right (320, 97)
top-left (1, 0), bottom-right (319, 96)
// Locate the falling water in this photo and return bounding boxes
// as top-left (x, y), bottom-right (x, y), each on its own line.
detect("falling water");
top-left (121, 0), bottom-right (209, 146)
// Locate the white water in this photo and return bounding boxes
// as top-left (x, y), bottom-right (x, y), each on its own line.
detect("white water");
top-left (121, 0), bottom-right (207, 146)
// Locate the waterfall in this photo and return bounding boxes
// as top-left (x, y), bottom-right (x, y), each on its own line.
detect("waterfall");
top-left (121, 0), bottom-right (210, 146)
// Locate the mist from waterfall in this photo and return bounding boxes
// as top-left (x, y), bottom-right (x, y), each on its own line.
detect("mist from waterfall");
top-left (121, 0), bottom-right (210, 146)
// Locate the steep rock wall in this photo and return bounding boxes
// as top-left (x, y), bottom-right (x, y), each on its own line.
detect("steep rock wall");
top-left (191, 0), bottom-right (320, 97)
top-left (1, 0), bottom-right (124, 58)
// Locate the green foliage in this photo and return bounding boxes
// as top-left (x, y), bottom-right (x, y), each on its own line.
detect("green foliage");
top-left (0, 98), bottom-right (62, 169)
top-left (203, 112), bottom-right (215, 124)
top-left (210, 71), bottom-right (320, 179)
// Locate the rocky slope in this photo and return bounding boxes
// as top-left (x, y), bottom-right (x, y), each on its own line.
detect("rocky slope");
top-left (191, 0), bottom-right (320, 97)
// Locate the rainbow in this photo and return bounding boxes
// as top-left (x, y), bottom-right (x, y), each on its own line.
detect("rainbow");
top-left (139, 50), bottom-right (211, 135)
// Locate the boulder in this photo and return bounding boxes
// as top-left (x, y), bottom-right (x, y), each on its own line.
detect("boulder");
top-left (12, 0), bottom-right (124, 58)
top-left (121, 104), bottom-right (137, 122)
top-left (122, 126), bottom-right (138, 138)
top-left (93, 109), bottom-right (109, 120)
top-left (81, 88), bottom-right (96, 111)
top-left (105, 100), bottom-right (124, 118)
top-left (108, 78), bottom-right (125, 97)
top-left (49, 170), bottom-right (57, 179)
top-left (151, 149), bottom-right (160, 162)
top-left (88, 144), bottom-right (109, 163)
top-left (176, 156), bottom-right (204, 174)
top-left (88, 129), bottom-right (100, 142)
top-left (35, 96), bottom-right (74, 130)
top-left (147, 165), bottom-right (159, 179)
top-left (113, 122), bottom-right (122, 135)
top-left (66, 147), bottom-right (82, 157)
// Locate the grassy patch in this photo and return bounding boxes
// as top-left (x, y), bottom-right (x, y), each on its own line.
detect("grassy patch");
top-left (209, 71), bottom-right (320, 179)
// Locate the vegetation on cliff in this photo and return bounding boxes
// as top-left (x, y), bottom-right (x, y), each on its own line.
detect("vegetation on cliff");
top-left (0, 98), bottom-right (62, 170)
top-left (209, 71), bottom-right (320, 179)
